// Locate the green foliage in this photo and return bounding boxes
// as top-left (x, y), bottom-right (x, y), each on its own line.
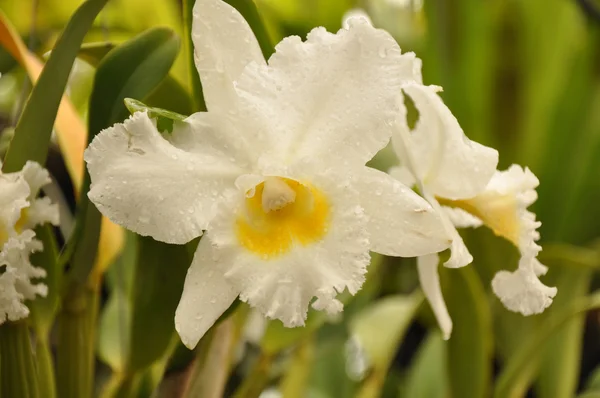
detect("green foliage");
top-left (404, 332), bottom-right (449, 398)
top-left (351, 293), bottom-right (423, 398)
top-left (127, 237), bottom-right (191, 372)
top-left (441, 265), bottom-right (492, 398)
top-left (495, 292), bottom-right (600, 398)
top-left (1, 0), bottom-right (108, 173)
top-left (0, 323), bottom-right (41, 398)
top-left (88, 27), bottom-right (181, 131)
top-left (3, 0), bottom-right (600, 397)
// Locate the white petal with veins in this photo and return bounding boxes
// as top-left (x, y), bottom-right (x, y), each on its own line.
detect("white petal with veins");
top-left (481, 166), bottom-right (556, 314)
top-left (393, 83), bottom-right (498, 200)
top-left (234, 20), bottom-right (420, 168)
top-left (85, 112), bottom-right (243, 244)
top-left (175, 237), bottom-right (240, 349)
top-left (191, 0), bottom-right (265, 111)
top-left (351, 167), bottom-right (451, 257)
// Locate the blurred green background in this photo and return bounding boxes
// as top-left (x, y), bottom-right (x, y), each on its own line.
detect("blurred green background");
top-left (2, 0), bottom-right (600, 397)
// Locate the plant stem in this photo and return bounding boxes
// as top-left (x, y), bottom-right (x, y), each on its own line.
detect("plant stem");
top-left (0, 321), bottom-right (40, 398)
top-left (183, 319), bottom-right (236, 398)
top-left (113, 373), bottom-right (141, 398)
top-left (56, 284), bottom-right (99, 398)
top-left (35, 336), bottom-right (56, 398)
top-left (232, 352), bottom-right (273, 398)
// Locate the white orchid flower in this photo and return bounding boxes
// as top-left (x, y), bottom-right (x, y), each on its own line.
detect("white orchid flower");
top-left (84, 0), bottom-right (451, 349)
top-left (0, 161), bottom-right (59, 323)
top-left (391, 82), bottom-right (556, 339)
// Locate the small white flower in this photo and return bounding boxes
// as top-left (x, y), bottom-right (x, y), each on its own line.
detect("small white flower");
top-left (85, 0), bottom-right (451, 349)
top-left (0, 161), bottom-right (59, 323)
top-left (390, 81), bottom-right (556, 339)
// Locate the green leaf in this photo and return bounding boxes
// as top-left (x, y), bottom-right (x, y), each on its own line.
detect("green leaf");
top-left (124, 98), bottom-right (187, 134)
top-left (1, 0), bottom-right (108, 173)
top-left (127, 237), bottom-right (191, 372)
top-left (351, 293), bottom-right (422, 372)
top-left (309, 331), bottom-right (358, 398)
top-left (494, 292), bottom-right (600, 398)
top-left (584, 365), bottom-right (600, 393)
top-left (77, 42), bottom-right (114, 65)
top-left (97, 233), bottom-right (138, 372)
top-left (98, 280), bottom-right (132, 373)
top-left (535, 29), bottom-right (600, 244)
top-left (578, 366), bottom-right (600, 398)
top-left (78, 42), bottom-right (193, 116)
top-left (280, 338), bottom-right (314, 398)
top-left (515, 0), bottom-right (587, 169)
top-left (181, 320), bottom-right (237, 398)
top-left (440, 265), bottom-right (492, 398)
top-left (0, 322), bottom-right (41, 398)
top-left (88, 27), bottom-right (181, 131)
top-left (351, 292), bottom-right (423, 398)
top-left (261, 310), bottom-right (328, 356)
top-left (421, 0), bottom-right (495, 147)
top-left (256, 0), bottom-right (353, 35)
top-left (536, 265), bottom-right (594, 397)
top-left (403, 332), bottom-right (449, 398)
top-left (64, 27), bottom-right (181, 286)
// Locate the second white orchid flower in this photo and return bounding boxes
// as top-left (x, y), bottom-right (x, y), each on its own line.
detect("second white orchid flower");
top-left (391, 81), bottom-right (557, 339)
top-left (85, 0), bottom-right (451, 349)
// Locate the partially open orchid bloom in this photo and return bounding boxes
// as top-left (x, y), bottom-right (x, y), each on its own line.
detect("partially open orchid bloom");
top-left (84, 0), bottom-right (451, 349)
top-left (0, 161), bottom-right (59, 324)
top-left (390, 81), bottom-right (557, 339)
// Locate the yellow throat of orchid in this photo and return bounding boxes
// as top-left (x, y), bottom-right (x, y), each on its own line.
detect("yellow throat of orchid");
top-left (0, 223), bottom-right (7, 247)
top-left (0, 208), bottom-right (29, 247)
top-left (236, 177), bottom-right (330, 259)
top-left (438, 194), bottom-right (521, 246)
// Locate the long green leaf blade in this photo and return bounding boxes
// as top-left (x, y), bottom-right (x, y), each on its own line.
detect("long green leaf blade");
top-left (441, 265), bottom-right (492, 398)
top-left (495, 292), bottom-right (600, 398)
top-left (1, 0), bottom-right (108, 173)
